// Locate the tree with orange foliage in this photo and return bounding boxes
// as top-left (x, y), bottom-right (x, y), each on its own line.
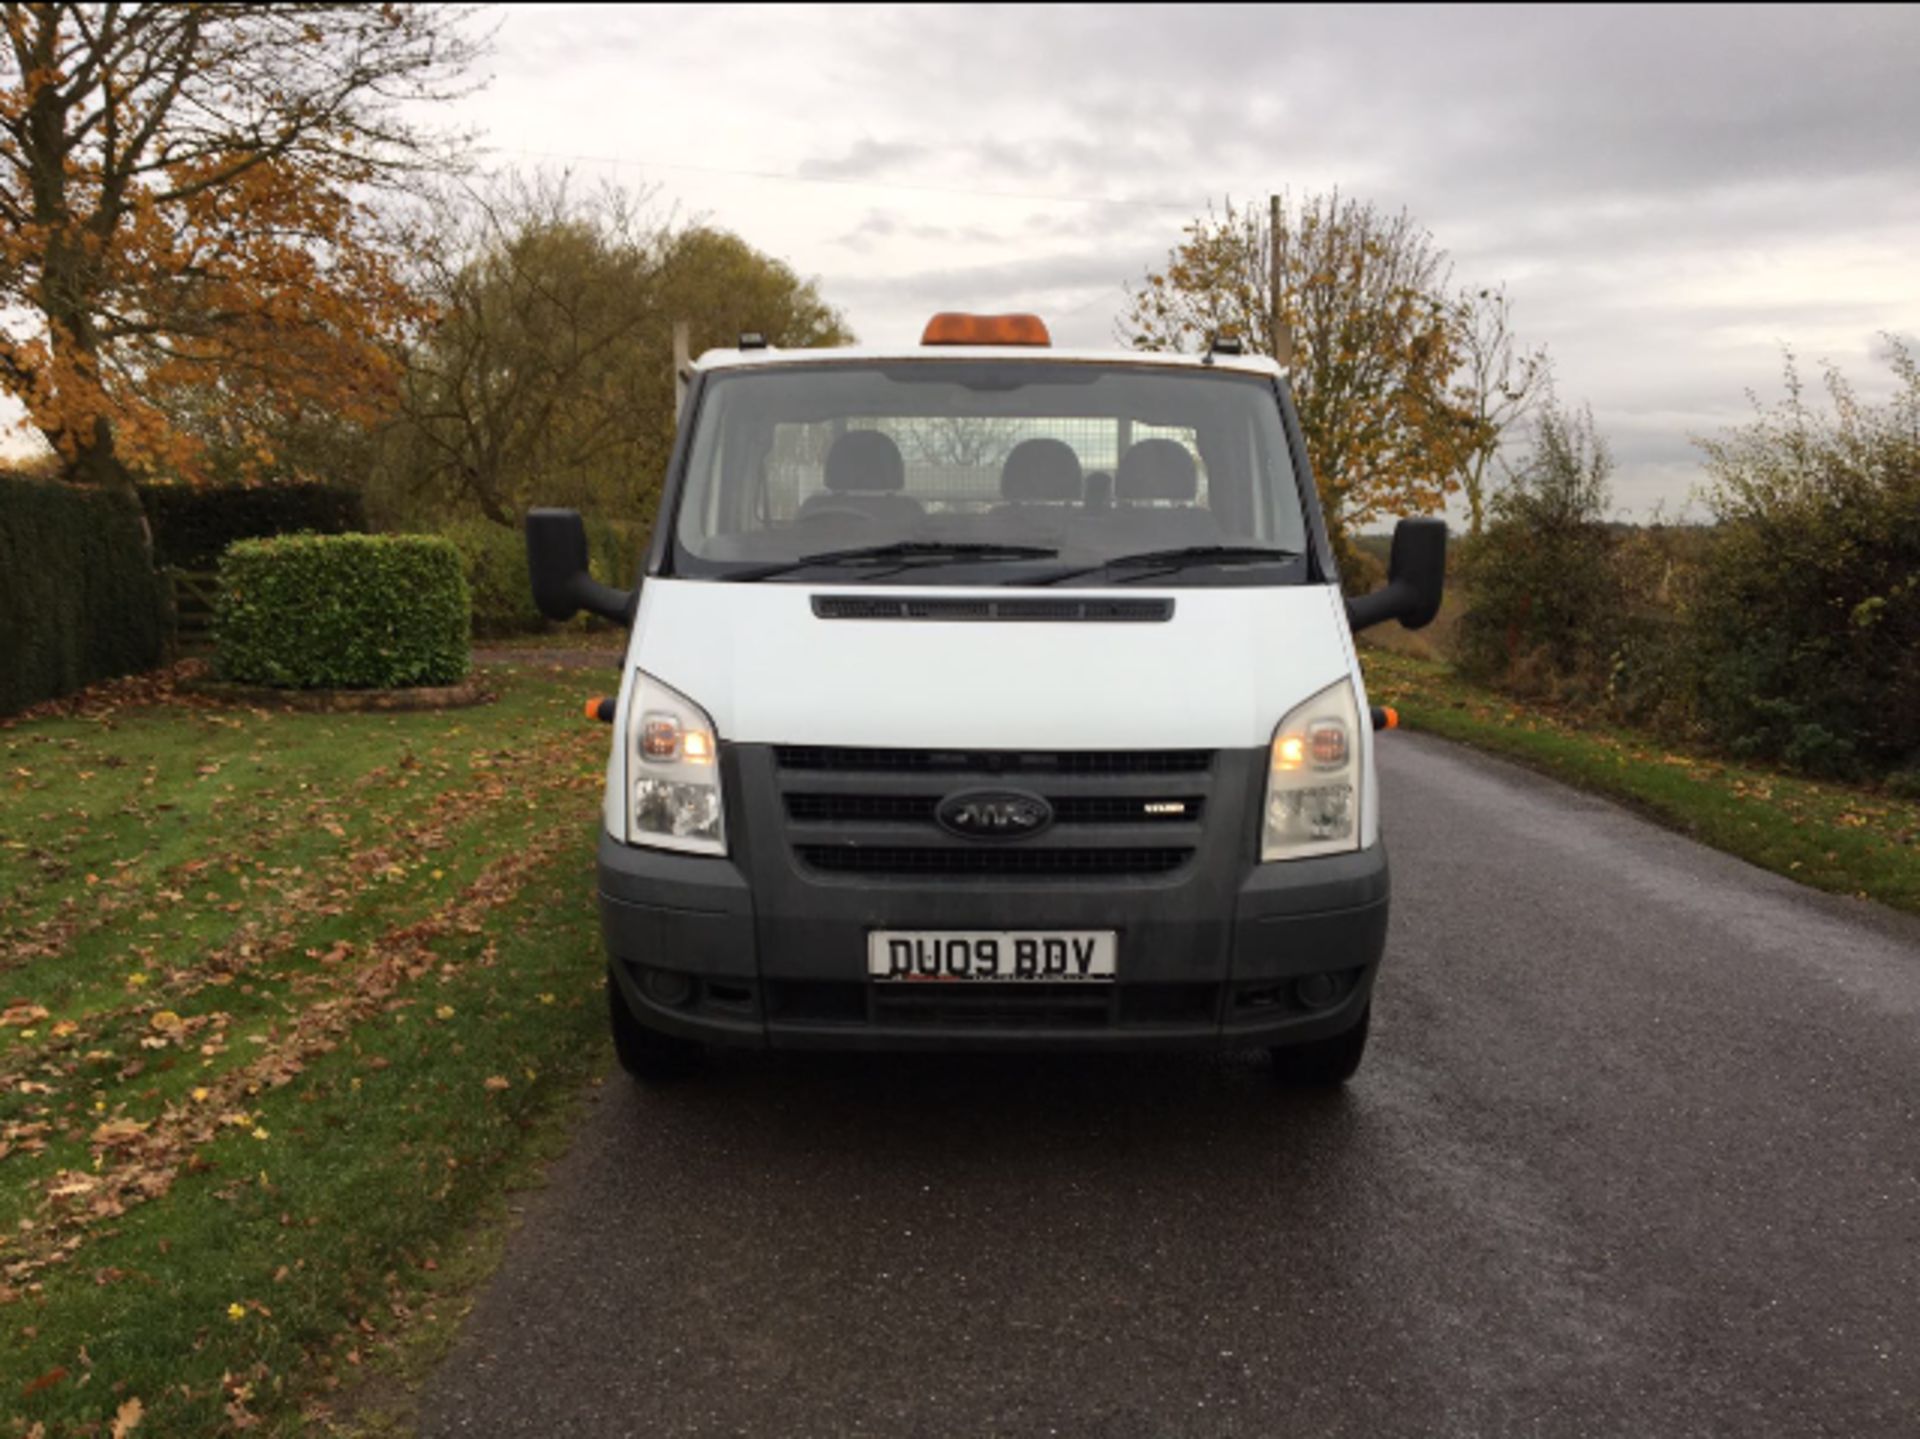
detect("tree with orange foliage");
top-left (1122, 193), bottom-right (1475, 565)
top-left (0, 3), bottom-right (480, 498)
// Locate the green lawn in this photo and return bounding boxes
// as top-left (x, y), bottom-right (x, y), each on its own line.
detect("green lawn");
top-left (0, 666), bottom-right (613, 1435)
top-left (1361, 648), bottom-right (1920, 915)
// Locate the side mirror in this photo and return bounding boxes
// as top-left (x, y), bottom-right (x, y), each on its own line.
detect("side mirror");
top-left (1344, 517), bottom-right (1447, 633)
top-left (525, 508), bottom-right (635, 624)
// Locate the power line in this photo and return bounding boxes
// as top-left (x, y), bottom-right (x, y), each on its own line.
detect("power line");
top-left (485, 144), bottom-right (1218, 214)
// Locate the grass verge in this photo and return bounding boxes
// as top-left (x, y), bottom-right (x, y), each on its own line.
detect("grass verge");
top-left (0, 666), bottom-right (613, 1436)
top-left (1361, 648), bottom-right (1920, 915)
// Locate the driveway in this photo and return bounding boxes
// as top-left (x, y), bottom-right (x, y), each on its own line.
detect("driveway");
top-left (418, 733), bottom-right (1920, 1437)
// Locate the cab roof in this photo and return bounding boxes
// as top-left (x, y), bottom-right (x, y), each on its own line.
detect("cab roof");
top-left (690, 343), bottom-right (1288, 380)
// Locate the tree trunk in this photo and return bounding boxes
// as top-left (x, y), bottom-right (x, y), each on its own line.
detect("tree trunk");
top-left (66, 416), bottom-right (153, 552)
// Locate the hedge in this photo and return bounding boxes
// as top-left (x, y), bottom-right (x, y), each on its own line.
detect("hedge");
top-left (443, 516), bottom-right (638, 637)
top-left (442, 520), bottom-right (544, 636)
top-left (140, 482), bottom-right (366, 571)
top-left (215, 534), bottom-right (470, 689)
top-left (0, 476), bottom-right (169, 715)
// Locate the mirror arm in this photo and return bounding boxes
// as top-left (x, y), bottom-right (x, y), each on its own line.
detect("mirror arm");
top-left (1345, 583), bottom-right (1413, 633)
top-left (571, 573), bottom-right (637, 625)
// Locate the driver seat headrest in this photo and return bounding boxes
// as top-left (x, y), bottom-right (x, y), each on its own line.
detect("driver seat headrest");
top-left (1116, 438), bottom-right (1198, 502)
top-left (999, 438), bottom-right (1082, 502)
top-left (824, 430), bottom-right (906, 492)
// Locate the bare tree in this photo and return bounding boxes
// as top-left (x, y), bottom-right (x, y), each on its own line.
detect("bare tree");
top-left (901, 417), bottom-right (1022, 471)
top-left (1454, 285), bottom-right (1553, 535)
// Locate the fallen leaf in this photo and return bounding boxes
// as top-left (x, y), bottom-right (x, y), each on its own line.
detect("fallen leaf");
top-left (111, 1395), bottom-right (144, 1437)
top-left (1, 1003), bottom-right (50, 1028)
top-left (91, 1119), bottom-right (150, 1146)
top-left (482, 1075), bottom-right (509, 1092)
top-left (20, 1365), bottom-right (66, 1397)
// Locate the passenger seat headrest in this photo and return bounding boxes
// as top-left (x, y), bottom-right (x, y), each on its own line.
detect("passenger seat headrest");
top-left (1000, 438), bottom-right (1082, 502)
top-left (824, 430), bottom-right (906, 493)
top-left (1116, 438), bottom-right (1198, 502)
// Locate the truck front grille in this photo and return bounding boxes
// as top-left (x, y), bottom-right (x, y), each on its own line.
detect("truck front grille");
top-left (784, 793), bottom-right (1206, 826)
top-left (774, 745), bottom-right (1214, 883)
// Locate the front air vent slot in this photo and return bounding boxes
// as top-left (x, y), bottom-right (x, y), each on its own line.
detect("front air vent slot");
top-left (812, 595), bottom-right (1173, 623)
top-left (795, 845), bottom-right (1194, 879)
top-left (774, 746), bottom-right (1213, 776)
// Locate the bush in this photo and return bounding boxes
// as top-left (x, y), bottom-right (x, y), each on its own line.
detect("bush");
top-left (216, 534), bottom-right (470, 689)
top-left (443, 516), bottom-right (639, 637)
top-left (1456, 403), bottom-right (1627, 701)
top-left (1689, 345), bottom-right (1920, 776)
top-left (140, 482), bottom-right (366, 571)
top-left (0, 477), bottom-right (169, 714)
top-left (442, 520), bottom-right (543, 636)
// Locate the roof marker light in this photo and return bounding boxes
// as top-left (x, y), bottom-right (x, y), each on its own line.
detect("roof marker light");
top-left (921, 312), bottom-right (1052, 346)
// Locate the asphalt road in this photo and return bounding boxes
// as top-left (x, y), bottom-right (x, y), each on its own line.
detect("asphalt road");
top-left (418, 733), bottom-right (1920, 1438)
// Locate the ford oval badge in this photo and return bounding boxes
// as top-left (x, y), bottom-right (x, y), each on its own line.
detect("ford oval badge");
top-left (936, 788), bottom-right (1054, 841)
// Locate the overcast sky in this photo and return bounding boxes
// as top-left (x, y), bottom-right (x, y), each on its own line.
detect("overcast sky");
top-left (444, 2), bottom-right (1920, 520)
top-left (11, 4), bottom-right (1917, 520)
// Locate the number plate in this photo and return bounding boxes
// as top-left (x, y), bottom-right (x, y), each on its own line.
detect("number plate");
top-left (868, 931), bottom-right (1117, 983)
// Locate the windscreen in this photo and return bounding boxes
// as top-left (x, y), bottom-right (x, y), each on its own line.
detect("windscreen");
top-left (670, 361), bottom-right (1310, 586)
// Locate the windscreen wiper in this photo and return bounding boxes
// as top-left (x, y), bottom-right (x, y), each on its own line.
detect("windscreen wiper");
top-left (729, 541), bottom-right (1060, 582)
top-left (1027, 544), bottom-right (1301, 586)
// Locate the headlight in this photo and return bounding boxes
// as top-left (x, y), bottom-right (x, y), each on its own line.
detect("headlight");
top-left (1262, 677), bottom-right (1362, 861)
top-left (627, 671), bottom-right (725, 855)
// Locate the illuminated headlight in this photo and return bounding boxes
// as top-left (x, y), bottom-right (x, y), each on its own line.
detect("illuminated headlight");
top-left (1262, 677), bottom-right (1362, 861)
top-left (627, 672), bottom-right (725, 855)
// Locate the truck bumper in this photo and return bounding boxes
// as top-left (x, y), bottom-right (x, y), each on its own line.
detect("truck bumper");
top-left (597, 831), bottom-right (1388, 1053)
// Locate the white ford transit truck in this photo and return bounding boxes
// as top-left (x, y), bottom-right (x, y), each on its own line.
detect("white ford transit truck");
top-left (526, 312), bottom-right (1444, 1085)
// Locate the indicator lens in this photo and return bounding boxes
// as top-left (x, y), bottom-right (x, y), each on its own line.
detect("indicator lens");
top-left (641, 713), bottom-right (681, 762)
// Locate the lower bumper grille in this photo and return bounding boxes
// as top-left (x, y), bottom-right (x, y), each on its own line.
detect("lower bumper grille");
top-left (874, 983), bottom-right (1111, 1029)
top-left (766, 981), bottom-right (1222, 1030)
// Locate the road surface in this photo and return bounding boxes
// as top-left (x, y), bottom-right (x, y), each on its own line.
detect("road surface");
top-left (418, 733), bottom-right (1920, 1437)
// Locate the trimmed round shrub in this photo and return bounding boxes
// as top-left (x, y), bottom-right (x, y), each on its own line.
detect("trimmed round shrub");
top-left (216, 534), bottom-right (470, 689)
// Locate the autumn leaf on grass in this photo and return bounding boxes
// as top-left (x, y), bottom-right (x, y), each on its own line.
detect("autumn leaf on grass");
top-left (0, 1002), bottom-right (50, 1027)
top-left (92, 1118), bottom-right (150, 1146)
top-left (111, 1396), bottom-right (144, 1436)
top-left (483, 1075), bottom-right (510, 1092)
top-left (47, 1171), bottom-right (100, 1199)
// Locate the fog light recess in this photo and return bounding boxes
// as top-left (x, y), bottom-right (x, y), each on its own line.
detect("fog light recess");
top-left (640, 967), bottom-right (696, 1008)
top-left (1292, 972), bottom-right (1343, 1011)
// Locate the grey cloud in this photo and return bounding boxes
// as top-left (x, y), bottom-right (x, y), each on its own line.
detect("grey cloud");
top-left (797, 139), bottom-right (931, 181)
top-left (454, 2), bottom-right (1920, 518)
